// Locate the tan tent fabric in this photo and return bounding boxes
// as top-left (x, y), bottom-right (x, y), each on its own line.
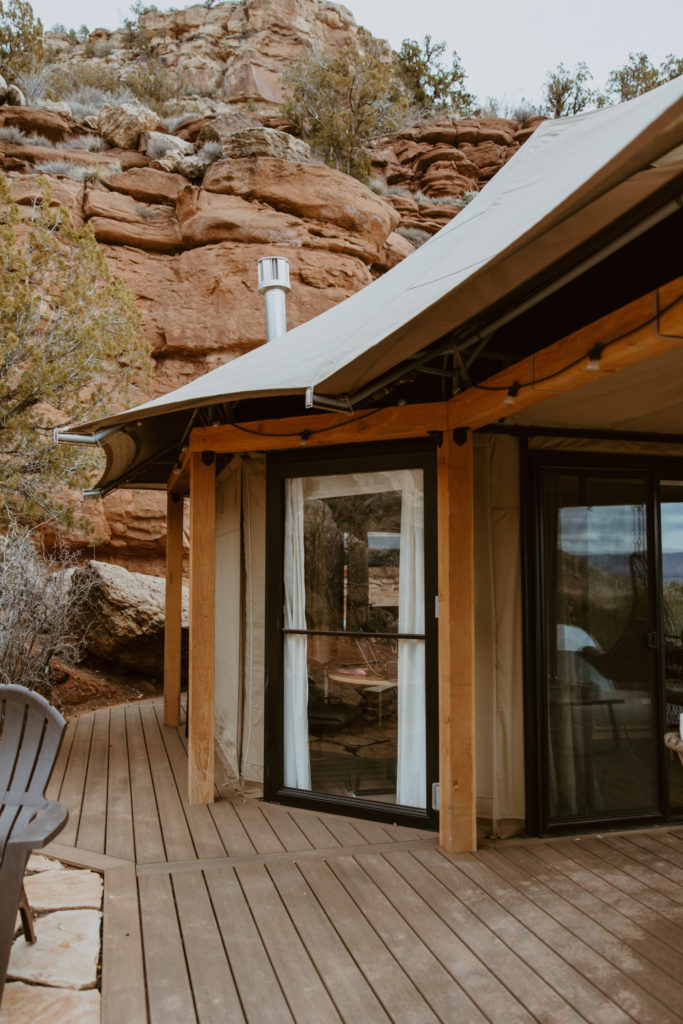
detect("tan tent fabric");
top-left (240, 456), bottom-right (266, 784)
top-left (214, 460), bottom-right (243, 787)
top-left (474, 435), bottom-right (525, 837)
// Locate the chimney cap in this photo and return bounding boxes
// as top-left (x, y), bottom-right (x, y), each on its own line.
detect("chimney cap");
top-left (257, 256), bottom-right (291, 293)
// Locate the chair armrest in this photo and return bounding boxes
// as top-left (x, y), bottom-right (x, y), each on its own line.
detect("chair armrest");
top-left (9, 801), bottom-right (69, 852)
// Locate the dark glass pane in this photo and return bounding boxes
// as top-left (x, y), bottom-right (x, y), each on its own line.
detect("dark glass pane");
top-left (661, 482), bottom-right (683, 810)
top-left (303, 486), bottom-right (407, 634)
top-left (542, 473), bottom-right (658, 822)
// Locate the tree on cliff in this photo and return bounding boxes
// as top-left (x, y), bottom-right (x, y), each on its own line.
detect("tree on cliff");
top-left (0, 173), bottom-right (149, 527)
top-left (606, 51), bottom-right (683, 102)
top-left (543, 62), bottom-right (599, 118)
top-left (395, 35), bottom-right (474, 115)
top-left (282, 39), bottom-right (408, 181)
top-left (0, 0), bottom-right (44, 81)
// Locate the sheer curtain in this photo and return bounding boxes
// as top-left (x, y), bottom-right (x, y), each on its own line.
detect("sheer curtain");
top-left (283, 479), bottom-right (311, 788)
top-left (395, 471), bottom-right (426, 807)
top-left (282, 469), bottom-right (426, 807)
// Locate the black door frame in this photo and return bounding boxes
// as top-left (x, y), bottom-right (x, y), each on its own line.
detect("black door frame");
top-left (264, 439), bottom-right (440, 830)
top-left (522, 447), bottom-right (683, 836)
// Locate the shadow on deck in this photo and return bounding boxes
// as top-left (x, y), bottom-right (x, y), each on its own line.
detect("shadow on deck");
top-left (45, 699), bottom-right (683, 1024)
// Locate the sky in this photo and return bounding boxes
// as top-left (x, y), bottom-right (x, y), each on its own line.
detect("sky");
top-left (31, 0), bottom-right (683, 106)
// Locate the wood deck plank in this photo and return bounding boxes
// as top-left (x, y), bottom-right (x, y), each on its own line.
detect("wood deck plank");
top-left (468, 846), bottom-right (679, 1024)
top-left (207, 800), bottom-right (257, 856)
top-left (346, 816), bottom-right (397, 845)
top-left (389, 849), bottom-right (586, 1024)
top-left (203, 864), bottom-right (294, 1024)
top-left (105, 705), bottom-right (135, 862)
top-left (286, 811), bottom-right (340, 850)
top-left (151, 704), bottom-right (227, 860)
top-left (235, 861), bottom-right (342, 1024)
top-left (232, 800), bottom-right (286, 854)
top-left (125, 705), bottom-right (166, 864)
top-left (267, 858), bottom-right (392, 1024)
top-left (57, 712), bottom-right (95, 847)
top-left (361, 852), bottom-right (536, 1024)
top-left (45, 718), bottom-right (75, 801)
top-left (604, 833), bottom-right (683, 889)
top-left (297, 857), bottom-right (440, 1024)
top-left (102, 863), bottom-right (147, 1024)
top-left (76, 707), bottom-right (110, 854)
top-left (138, 872), bottom-right (197, 1024)
top-left (257, 802), bottom-right (314, 853)
top-left (172, 869), bottom-right (245, 1024)
top-left (140, 703), bottom-right (196, 863)
top-left (520, 839), bottom-right (683, 956)
top-left (573, 837), bottom-right (683, 922)
top-left (328, 854), bottom-right (489, 1023)
top-left (302, 811), bottom-right (368, 847)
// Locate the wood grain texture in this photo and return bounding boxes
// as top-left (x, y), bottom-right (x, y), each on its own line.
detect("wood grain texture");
top-left (188, 452), bottom-right (216, 804)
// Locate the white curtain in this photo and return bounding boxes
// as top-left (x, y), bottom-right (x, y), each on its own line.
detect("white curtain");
top-left (283, 469), bottom-right (426, 807)
top-left (396, 471), bottom-right (426, 807)
top-left (283, 479), bottom-right (311, 789)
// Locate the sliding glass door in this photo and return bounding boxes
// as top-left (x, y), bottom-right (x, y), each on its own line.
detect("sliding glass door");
top-left (267, 446), bottom-right (437, 826)
top-left (533, 456), bottom-right (683, 831)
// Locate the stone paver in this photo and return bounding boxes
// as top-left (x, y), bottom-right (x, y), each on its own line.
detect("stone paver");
top-left (26, 854), bottom-right (64, 873)
top-left (7, 910), bottom-right (101, 989)
top-left (24, 869), bottom-right (103, 911)
top-left (0, 982), bottom-right (100, 1023)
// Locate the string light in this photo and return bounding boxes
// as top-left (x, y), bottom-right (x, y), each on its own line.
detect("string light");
top-left (504, 382), bottom-right (520, 406)
top-left (586, 343), bottom-right (603, 371)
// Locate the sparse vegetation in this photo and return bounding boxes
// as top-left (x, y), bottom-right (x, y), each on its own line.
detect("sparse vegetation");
top-left (395, 225), bottom-right (431, 247)
top-left (543, 62), bottom-right (599, 118)
top-left (56, 134), bottom-right (107, 152)
top-left (34, 159), bottom-right (121, 180)
top-left (0, 172), bottom-right (148, 524)
top-left (0, 526), bottom-right (97, 690)
top-left (606, 51), bottom-right (683, 102)
top-left (0, 0), bottom-right (44, 82)
top-left (282, 37), bottom-right (408, 182)
top-left (395, 35), bottom-right (474, 115)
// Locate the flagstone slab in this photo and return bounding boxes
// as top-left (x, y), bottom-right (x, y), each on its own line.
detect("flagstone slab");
top-left (7, 910), bottom-right (101, 989)
top-left (0, 982), bottom-right (100, 1023)
top-left (26, 854), bottom-right (64, 873)
top-left (24, 869), bottom-right (103, 910)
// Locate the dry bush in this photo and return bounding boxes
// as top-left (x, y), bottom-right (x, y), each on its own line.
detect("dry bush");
top-left (0, 527), bottom-right (96, 691)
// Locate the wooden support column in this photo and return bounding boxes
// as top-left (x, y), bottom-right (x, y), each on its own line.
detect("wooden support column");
top-left (163, 492), bottom-right (184, 727)
top-left (437, 429), bottom-right (476, 853)
top-left (188, 451), bottom-right (216, 804)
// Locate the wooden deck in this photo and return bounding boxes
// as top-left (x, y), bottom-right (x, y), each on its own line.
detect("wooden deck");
top-left (45, 699), bottom-right (683, 1024)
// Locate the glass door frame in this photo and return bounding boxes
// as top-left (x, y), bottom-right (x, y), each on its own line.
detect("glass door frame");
top-left (523, 447), bottom-right (683, 836)
top-left (264, 439), bottom-right (440, 830)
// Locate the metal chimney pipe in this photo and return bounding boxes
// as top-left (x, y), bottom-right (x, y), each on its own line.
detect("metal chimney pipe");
top-left (257, 256), bottom-right (290, 342)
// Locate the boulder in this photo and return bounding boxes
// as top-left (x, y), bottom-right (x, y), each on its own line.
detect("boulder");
top-left (105, 166), bottom-right (187, 205)
top-left (84, 188), bottom-right (183, 252)
top-left (140, 130), bottom-right (194, 160)
top-left (72, 560), bottom-right (188, 676)
top-left (220, 127), bottom-right (310, 163)
top-left (98, 103), bottom-right (161, 150)
top-left (0, 106), bottom-right (74, 142)
top-left (196, 110), bottom-right (262, 145)
top-left (6, 84), bottom-right (25, 106)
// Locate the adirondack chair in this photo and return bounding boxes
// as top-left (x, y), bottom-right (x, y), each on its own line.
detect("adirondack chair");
top-left (0, 684), bottom-right (68, 1005)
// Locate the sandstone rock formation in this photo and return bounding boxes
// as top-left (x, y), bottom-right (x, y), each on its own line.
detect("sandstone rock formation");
top-left (0, 98), bottom-right (539, 572)
top-left (45, 0), bottom-right (385, 116)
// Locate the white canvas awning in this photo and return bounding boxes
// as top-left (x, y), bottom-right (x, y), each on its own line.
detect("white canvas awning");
top-left (70, 78), bottom-right (683, 490)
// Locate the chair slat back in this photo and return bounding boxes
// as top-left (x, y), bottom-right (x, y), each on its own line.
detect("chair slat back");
top-left (0, 687), bottom-right (66, 805)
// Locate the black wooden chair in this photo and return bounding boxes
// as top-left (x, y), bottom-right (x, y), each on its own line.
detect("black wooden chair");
top-left (0, 685), bottom-right (68, 1005)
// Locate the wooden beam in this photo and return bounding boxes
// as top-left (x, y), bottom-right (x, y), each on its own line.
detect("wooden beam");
top-left (190, 402), bottom-right (448, 455)
top-left (168, 447), bottom-right (190, 496)
top-left (448, 277), bottom-right (683, 430)
top-left (437, 431), bottom-right (476, 853)
top-left (188, 451), bottom-right (216, 804)
top-left (163, 492), bottom-right (184, 728)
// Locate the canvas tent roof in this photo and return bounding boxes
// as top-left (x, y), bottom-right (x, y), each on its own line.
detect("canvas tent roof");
top-left (72, 77), bottom-right (683, 491)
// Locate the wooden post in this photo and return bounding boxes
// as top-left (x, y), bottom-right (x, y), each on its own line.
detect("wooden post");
top-left (163, 492), bottom-right (184, 727)
top-left (437, 430), bottom-right (476, 853)
top-left (188, 451), bottom-right (216, 804)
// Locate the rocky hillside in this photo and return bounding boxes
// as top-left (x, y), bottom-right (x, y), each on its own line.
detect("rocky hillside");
top-left (46, 0), bottom-right (382, 117)
top-left (1, 0), bottom-right (545, 573)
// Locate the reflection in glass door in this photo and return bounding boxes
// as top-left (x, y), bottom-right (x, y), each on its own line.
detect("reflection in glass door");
top-left (540, 472), bottom-right (659, 825)
top-left (661, 482), bottom-right (683, 811)
top-left (281, 467), bottom-right (428, 810)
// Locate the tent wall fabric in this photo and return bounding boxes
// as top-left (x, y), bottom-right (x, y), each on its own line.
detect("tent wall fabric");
top-left (214, 456), bottom-right (266, 791)
top-left (474, 435), bottom-right (525, 837)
